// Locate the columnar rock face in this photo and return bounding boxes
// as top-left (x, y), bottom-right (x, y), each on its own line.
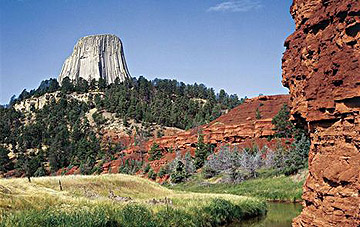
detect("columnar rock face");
top-left (282, 0), bottom-right (360, 226)
top-left (58, 34), bottom-right (130, 84)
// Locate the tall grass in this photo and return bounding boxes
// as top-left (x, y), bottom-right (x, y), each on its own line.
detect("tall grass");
top-left (0, 174), bottom-right (266, 227)
top-left (1, 198), bottom-right (266, 227)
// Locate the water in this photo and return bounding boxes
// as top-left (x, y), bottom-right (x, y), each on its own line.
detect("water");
top-left (228, 202), bottom-right (302, 227)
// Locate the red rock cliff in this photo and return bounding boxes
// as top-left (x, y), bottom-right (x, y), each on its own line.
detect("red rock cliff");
top-left (282, 0), bottom-right (360, 226)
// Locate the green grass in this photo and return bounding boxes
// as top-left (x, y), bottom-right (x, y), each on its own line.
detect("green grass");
top-left (168, 174), bottom-right (304, 202)
top-left (0, 174), bottom-right (267, 226)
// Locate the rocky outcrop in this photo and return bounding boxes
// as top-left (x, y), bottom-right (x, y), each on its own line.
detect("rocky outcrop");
top-left (58, 34), bottom-right (130, 84)
top-left (282, 0), bottom-right (360, 226)
top-left (101, 95), bottom-right (290, 174)
top-left (13, 91), bottom-right (104, 113)
top-left (152, 95), bottom-right (290, 150)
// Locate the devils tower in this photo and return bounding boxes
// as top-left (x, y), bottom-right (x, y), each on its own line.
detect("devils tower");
top-left (58, 34), bottom-right (130, 84)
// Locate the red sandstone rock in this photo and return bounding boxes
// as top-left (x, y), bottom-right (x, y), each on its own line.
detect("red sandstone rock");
top-left (282, 0), bottom-right (360, 226)
top-left (102, 95), bottom-right (291, 178)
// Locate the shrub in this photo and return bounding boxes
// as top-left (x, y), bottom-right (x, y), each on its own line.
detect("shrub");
top-left (148, 142), bottom-right (163, 161)
top-left (282, 134), bottom-right (310, 175)
top-left (143, 163), bottom-right (151, 173)
top-left (148, 168), bottom-right (157, 180)
top-left (255, 107), bottom-right (261, 119)
top-left (158, 165), bottom-right (169, 178)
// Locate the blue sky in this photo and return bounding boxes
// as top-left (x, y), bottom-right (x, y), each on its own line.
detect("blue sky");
top-left (0, 0), bottom-right (294, 104)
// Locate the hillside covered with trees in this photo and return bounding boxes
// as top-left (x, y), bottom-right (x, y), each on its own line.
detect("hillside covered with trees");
top-left (0, 76), bottom-right (244, 177)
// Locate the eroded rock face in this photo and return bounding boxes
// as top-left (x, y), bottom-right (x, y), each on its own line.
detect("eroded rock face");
top-left (282, 0), bottom-right (360, 226)
top-left (58, 34), bottom-right (130, 84)
top-left (101, 95), bottom-right (290, 174)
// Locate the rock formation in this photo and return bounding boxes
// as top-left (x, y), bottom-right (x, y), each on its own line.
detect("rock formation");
top-left (282, 0), bottom-right (360, 226)
top-left (58, 34), bottom-right (130, 84)
top-left (101, 95), bottom-right (290, 173)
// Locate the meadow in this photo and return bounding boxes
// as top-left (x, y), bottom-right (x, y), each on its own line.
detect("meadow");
top-left (168, 173), bottom-right (304, 202)
top-left (0, 174), bottom-right (266, 227)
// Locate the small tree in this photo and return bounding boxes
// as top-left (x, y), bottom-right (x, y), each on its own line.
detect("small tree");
top-left (282, 134), bottom-right (310, 175)
top-left (143, 163), bottom-right (151, 173)
top-left (158, 165), bottom-right (169, 178)
top-left (272, 104), bottom-right (294, 138)
top-left (148, 168), bottom-right (157, 180)
top-left (0, 146), bottom-right (12, 172)
top-left (98, 77), bottom-right (107, 90)
top-left (255, 107), bottom-right (261, 119)
top-left (170, 160), bottom-right (187, 183)
top-left (148, 142), bottom-right (163, 161)
top-left (194, 134), bottom-right (211, 169)
top-left (61, 77), bottom-right (74, 93)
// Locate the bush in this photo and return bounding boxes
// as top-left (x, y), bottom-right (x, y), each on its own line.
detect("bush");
top-left (200, 199), bottom-right (235, 225)
top-left (158, 165), bottom-right (169, 178)
top-left (168, 151), bottom-right (195, 183)
top-left (202, 165), bottom-right (218, 179)
top-left (282, 134), bottom-right (310, 175)
top-left (148, 168), bottom-right (157, 180)
top-left (148, 143), bottom-right (163, 161)
top-left (143, 163), bottom-right (151, 173)
top-left (203, 146), bottom-right (263, 182)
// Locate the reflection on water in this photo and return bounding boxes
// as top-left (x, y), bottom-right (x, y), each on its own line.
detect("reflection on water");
top-left (228, 202), bottom-right (302, 227)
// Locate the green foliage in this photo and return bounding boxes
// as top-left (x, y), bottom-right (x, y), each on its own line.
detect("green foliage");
top-left (1, 199), bottom-right (266, 227)
top-left (120, 204), bottom-right (156, 227)
top-left (0, 146), bottom-right (12, 172)
top-left (61, 77), bottom-right (74, 93)
top-left (92, 111), bottom-right (106, 125)
top-left (98, 76), bottom-right (243, 130)
top-left (255, 107), bottom-right (262, 119)
top-left (272, 104), bottom-right (294, 138)
top-left (169, 174), bottom-right (304, 202)
top-left (143, 163), bottom-right (151, 173)
top-left (98, 77), bottom-right (107, 90)
top-left (0, 75), bottom-right (244, 176)
top-left (148, 142), bottom-right (163, 161)
top-left (282, 134), bottom-right (310, 176)
top-left (0, 106), bottom-right (22, 145)
top-left (202, 165), bottom-right (218, 179)
top-left (158, 165), bottom-right (169, 178)
top-left (118, 159), bottom-right (143, 175)
top-left (148, 168), bottom-right (157, 180)
top-left (170, 160), bottom-right (187, 183)
top-left (155, 206), bottom-right (196, 227)
top-left (33, 164), bottom-right (47, 177)
top-left (194, 134), bottom-right (212, 169)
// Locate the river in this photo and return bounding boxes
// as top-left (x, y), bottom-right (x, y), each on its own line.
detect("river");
top-left (228, 202), bottom-right (303, 227)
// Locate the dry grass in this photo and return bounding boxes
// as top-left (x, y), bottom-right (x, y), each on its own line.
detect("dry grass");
top-left (0, 174), bottom-right (263, 215)
top-left (0, 174), bottom-right (267, 226)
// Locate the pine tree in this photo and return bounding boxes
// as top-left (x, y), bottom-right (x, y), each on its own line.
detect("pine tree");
top-left (148, 142), bottom-right (163, 161)
top-left (272, 104), bottom-right (294, 138)
top-left (0, 146), bottom-right (12, 172)
top-left (194, 133), bottom-right (210, 169)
